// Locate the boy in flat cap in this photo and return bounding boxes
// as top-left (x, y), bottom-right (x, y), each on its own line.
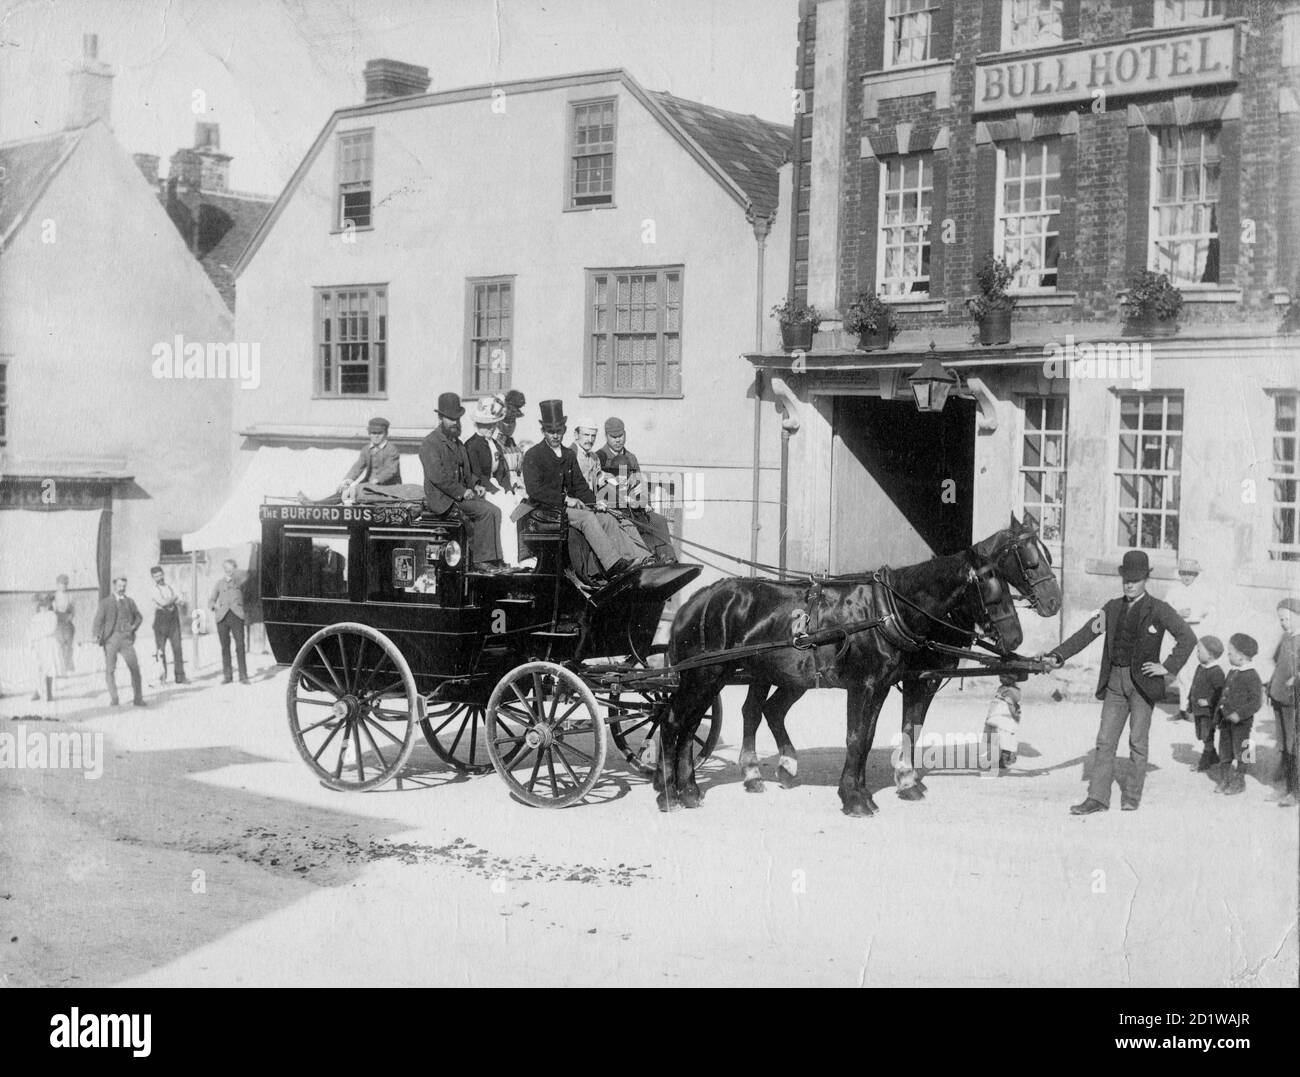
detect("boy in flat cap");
top-left (337, 417), bottom-right (401, 500)
top-left (1188, 635), bottom-right (1226, 773)
top-left (1042, 549), bottom-right (1196, 814)
top-left (1213, 633), bottom-right (1263, 795)
top-left (1268, 598), bottom-right (1300, 806)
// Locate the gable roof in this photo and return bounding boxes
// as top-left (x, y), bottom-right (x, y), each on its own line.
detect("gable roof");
top-left (236, 68), bottom-right (793, 276)
top-left (648, 92), bottom-right (790, 220)
top-left (158, 186), bottom-right (273, 310)
top-left (0, 128), bottom-right (86, 249)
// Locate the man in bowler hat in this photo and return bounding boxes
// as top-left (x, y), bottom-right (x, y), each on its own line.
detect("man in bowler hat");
top-left (1042, 550), bottom-right (1196, 813)
top-left (419, 392), bottom-right (506, 570)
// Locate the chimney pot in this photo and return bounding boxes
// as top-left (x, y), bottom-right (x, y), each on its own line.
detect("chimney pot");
top-left (66, 32), bottom-right (114, 129)
top-left (363, 58), bottom-right (430, 103)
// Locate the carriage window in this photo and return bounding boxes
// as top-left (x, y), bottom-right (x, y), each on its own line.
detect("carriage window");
top-left (281, 531), bottom-right (350, 599)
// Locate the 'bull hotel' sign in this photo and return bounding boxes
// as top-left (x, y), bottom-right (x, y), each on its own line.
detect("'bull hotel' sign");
top-left (974, 25), bottom-right (1238, 114)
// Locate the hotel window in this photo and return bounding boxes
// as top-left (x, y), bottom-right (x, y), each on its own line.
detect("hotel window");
top-left (1270, 392), bottom-right (1300, 562)
top-left (997, 139), bottom-right (1062, 290)
top-left (1003, 0), bottom-right (1063, 50)
top-left (886, 0), bottom-right (935, 66)
top-left (586, 268), bottom-right (682, 397)
top-left (877, 154), bottom-right (933, 296)
top-left (1116, 393), bottom-right (1182, 553)
top-left (466, 278), bottom-right (513, 397)
top-left (336, 130), bottom-right (373, 230)
top-left (316, 287), bottom-right (387, 397)
top-left (1150, 124), bottom-right (1220, 285)
top-left (1154, 0), bottom-right (1224, 26)
top-left (1019, 396), bottom-right (1068, 551)
top-left (0, 359), bottom-right (7, 447)
top-left (569, 99), bottom-right (616, 208)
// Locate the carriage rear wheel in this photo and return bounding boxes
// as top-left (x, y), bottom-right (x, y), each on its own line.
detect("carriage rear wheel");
top-left (484, 662), bottom-right (607, 808)
top-left (609, 692), bottom-right (722, 774)
top-left (287, 623), bottom-right (419, 792)
top-left (420, 703), bottom-right (516, 774)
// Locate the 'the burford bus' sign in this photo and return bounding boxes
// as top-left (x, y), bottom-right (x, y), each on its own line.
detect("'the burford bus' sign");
top-left (974, 24), bottom-right (1237, 114)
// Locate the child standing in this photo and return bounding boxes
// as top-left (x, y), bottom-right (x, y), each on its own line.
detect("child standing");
top-left (1214, 633), bottom-right (1263, 796)
top-left (983, 673), bottom-right (1023, 770)
top-left (1268, 597), bottom-right (1300, 808)
top-left (1189, 635), bottom-right (1226, 773)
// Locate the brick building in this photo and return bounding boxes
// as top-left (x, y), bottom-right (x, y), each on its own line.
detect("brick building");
top-left (749, 0), bottom-right (1300, 649)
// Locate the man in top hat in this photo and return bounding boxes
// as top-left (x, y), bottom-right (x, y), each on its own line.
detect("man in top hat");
top-left (419, 392), bottom-right (506, 571)
top-left (1166, 557), bottom-right (1216, 721)
top-left (1041, 550), bottom-right (1196, 814)
top-left (521, 400), bottom-right (650, 578)
top-left (596, 416), bottom-right (677, 563)
top-left (337, 417), bottom-right (401, 500)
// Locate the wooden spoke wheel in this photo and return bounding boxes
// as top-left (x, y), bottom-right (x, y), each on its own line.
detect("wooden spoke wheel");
top-left (286, 623), bottom-right (419, 792)
top-left (609, 691), bottom-right (722, 774)
top-left (420, 703), bottom-right (523, 774)
top-left (485, 662), bottom-right (607, 808)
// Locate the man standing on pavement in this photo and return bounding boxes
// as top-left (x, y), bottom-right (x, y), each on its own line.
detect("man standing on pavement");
top-left (209, 559), bottom-right (249, 684)
top-left (92, 576), bottom-right (146, 707)
top-left (149, 565), bottom-right (187, 685)
top-left (419, 392), bottom-right (506, 571)
top-left (1040, 550), bottom-right (1196, 814)
top-left (1167, 557), bottom-right (1215, 721)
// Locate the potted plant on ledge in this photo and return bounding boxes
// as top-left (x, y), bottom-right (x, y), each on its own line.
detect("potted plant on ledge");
top-left (844, 290), bottom-right (900, 352)
top-left (965, 254), bottom-right (1019, 346)
top-left (1121, 269), bottom-right (1183, 338)
top-left (772, 296), bottom-right (822, 352)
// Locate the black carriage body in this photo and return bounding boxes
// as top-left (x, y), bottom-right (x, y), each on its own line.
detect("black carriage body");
top-left (259, 502), bottom-right (700, 703)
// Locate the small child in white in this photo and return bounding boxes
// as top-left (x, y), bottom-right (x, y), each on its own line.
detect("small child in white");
top-left (984, 674), bottom-right (1022, 770)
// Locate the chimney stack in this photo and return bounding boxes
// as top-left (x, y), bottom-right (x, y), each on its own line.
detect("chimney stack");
top-left (132, 153), bottom-right (160, 186)
top-left (66, 33), bottom-right (115, 129)
top-left (363, 59), bottom-right (430, 102)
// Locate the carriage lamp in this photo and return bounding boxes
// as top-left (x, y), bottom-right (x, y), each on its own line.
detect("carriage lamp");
top-left (441, 540), bottom-right (462, 567)
top-left (907, 355), bottom-right (959, 414)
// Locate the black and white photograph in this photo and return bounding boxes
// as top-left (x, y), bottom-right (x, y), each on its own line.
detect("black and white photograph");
top-left (1, 0), bottom-right (1297, 1010)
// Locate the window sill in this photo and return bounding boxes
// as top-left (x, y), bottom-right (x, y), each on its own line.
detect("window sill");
top-left (1085, 556), bottom-right (1181, 581)
top-left (1242, 562), bottom-right (1300, 589)
top-left (328, 225), bottom-right (375, 236)
top-left (881, 296), bottom-right (946, 313)
top-left (1116, 285), bottom-right (1242, 304)
top-left (579, 392), bottom-right (684, 401)
top-left (311, 393), bottom-right (389, 401)
top-left (869, 57), bottom-right (953, 78)
top-left (564, 202), bottom-right (617, 213)
top-left (1010, 291), bottom-right (1077, 308)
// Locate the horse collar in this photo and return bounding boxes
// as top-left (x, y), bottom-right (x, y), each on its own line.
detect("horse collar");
top-left (871, 568), bottom-right (925, 653)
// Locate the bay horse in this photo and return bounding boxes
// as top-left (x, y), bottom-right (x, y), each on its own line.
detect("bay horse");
top-left (657, 528), bottom-right (1034, 816)
top-left (737, 516), bottom-right (1061, 799)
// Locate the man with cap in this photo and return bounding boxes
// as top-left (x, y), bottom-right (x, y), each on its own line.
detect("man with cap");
top-left (596, 416), bottom-right (677, 563)
top-left (1166, 557), bottom-right (1216, 721)
top-left (419, 392), bottom-right (506, 571)
top-left (336, 417), bottom-right (402, 500)
top-left (521, 401), bottom-right (649, 579)
top-left (1040, 550), bottom-right (1197, 814)
top-left (572, 417), bottom-right (651, 565)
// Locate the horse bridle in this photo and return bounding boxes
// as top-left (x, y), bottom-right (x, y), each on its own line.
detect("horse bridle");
top-left (870, 557), bottom-right (1019, 657)
top-left (987, 527), bottom-right (1056, 612)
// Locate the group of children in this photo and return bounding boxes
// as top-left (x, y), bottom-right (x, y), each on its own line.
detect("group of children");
top-left (982, 596), bottom-right (1300, 806)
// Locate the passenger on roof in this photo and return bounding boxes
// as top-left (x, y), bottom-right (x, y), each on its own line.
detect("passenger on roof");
top-left (298, 416), bottom-right (402, 505)
top-left (597, 416), bottom-right (677, 563)
top-left (419, 392), bottom-right (507, 573)
top-left (571, 416), bottom-right (653, 564)
top-left (466, 394), bottom-right (523, 564)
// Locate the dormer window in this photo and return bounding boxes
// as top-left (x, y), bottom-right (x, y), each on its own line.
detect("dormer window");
top-left (336, 129), bottom-right (373, 230)
top-left (569, 99), bottom-right (616, 208)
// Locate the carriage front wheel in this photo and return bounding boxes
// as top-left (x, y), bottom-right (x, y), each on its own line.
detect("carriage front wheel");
top-left (484, 662), bottom-right (607, 808)
top-left (287, 623), bottom-right (420, 792)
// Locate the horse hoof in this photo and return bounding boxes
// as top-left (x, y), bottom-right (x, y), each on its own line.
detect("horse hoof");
top-left (681, 791), bottom-right (704, 809)
top-left (777, 768), bottom-right (798, 790)
top-left (841, 799), bottom-right (877, 817)
top-left (743, 778), bottom-right (766, 794)
top-left (656, 794), bottom-right (683, 813)
top-left (897, 785), bottom-right (925, 802)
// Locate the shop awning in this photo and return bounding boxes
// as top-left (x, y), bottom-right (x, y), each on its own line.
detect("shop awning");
top-left (0, 508), bottom-right (104, 592)
top-left (182, 446), bottom-right (415, 550)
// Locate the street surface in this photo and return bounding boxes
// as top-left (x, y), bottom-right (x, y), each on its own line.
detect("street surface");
top-left (2, 653), bottom-right (1296, 987)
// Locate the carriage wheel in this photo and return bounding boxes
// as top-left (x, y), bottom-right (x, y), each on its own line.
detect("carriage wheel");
top-left (420, 703), bottom-right (516, 774)
top-left (609, 693), bottom-right (722, 774)
top-left (286, 623), bottom-right (419, 792)
top-left (485, 662), bottom-right (607, 808)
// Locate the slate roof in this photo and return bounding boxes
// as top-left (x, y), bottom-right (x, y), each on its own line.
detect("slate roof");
top-left (648, 92), bottom-right (792, 220)
top-left (158, 186), bottom-right (274, 311)
top-left (0, 129), bottom-right (84, 248)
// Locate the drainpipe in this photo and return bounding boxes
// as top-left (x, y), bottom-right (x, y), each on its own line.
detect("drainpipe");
top-left (767, 375), bottom-right (802, 575)
top-left (748, 209), bottom-right (773, 576)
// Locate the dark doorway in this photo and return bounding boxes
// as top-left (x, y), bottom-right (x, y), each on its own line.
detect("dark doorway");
top-left (831, 395), bottom-right (975, 570)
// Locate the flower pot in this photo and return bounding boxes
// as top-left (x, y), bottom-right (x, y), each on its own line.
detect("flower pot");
top-left (856, 327), bottom-right (893, 352)
top-left (976, 308), bottom-right (1012, 346)
top-left (1123, 314), bottom-right (1179, 338)
top-left (781, 323), bottom-right (814, 351)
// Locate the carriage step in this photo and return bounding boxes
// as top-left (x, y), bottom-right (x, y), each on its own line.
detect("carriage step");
top-left (530, 630), bottom-right (580, 639)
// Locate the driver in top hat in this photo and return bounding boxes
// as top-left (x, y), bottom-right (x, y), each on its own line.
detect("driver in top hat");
top-left (521, 400), bottom-right (650, 579)
top-left (1041, 549), bottom-right (1196, 814)
top-left (419, 392), bottom-right (506, 571)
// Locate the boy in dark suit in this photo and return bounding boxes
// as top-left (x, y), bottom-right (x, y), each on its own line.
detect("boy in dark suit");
top-left (1214, 633), bottom-right (1263, 796)
top-left (91, 576), bottom-right (145, 707)
top-left (1043, 550), bottom-right (1196, 814)
top-left (1189, 635), bottom-right (1226, 773)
